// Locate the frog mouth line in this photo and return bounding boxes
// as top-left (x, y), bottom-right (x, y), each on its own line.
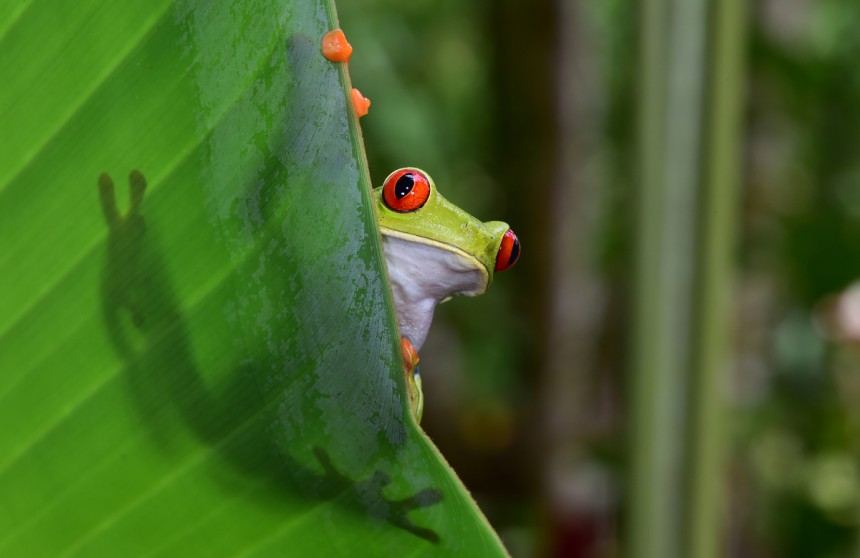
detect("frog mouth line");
top-left (378, 226), bottom-right (491, 291)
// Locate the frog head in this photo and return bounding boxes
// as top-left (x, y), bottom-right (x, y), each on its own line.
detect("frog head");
top-left (374, 167), bottom-right (520, 351)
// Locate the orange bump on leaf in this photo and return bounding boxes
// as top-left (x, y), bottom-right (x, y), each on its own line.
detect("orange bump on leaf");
top-left (351, 88), bottom-right (371, 118)
top-left (321, 29), bottom-right (352, 63)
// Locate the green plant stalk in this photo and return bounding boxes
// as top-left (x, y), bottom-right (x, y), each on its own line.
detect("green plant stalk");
top-left (629, 0), bottom-right (672, 554)
top-left (684, 1), bottom-right (746, 557)
top-left (629, 0), bottom-right (709, 556)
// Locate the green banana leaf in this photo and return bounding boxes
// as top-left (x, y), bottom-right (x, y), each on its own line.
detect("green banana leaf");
top-left (0, 1), bottom-right (508, 555)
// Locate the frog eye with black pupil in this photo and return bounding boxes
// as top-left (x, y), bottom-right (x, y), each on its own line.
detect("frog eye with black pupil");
top-left (382, 168), bottom-right (430, 212)
top-left (495, 229), bottom-right (520, 272)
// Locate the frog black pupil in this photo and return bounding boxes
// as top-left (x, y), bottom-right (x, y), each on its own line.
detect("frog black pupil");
top-left (508, 237), bottom-right (520, 266)
top-left (394, 174), bottom-right (415, 200)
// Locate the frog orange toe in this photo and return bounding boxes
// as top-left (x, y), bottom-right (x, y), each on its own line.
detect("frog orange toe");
top-left (321, 29), bottom-right (352, 63)
top-left (351, 88), bottom-right (371, 118)
top-left (400, 337), bottom-right (419, 373)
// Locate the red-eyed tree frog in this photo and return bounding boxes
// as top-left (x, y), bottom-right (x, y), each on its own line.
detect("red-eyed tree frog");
top-left (374, 168), bottom-right (520, 422)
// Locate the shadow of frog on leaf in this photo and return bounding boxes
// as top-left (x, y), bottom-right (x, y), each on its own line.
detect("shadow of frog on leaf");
top-left (97, 170), bottom-right (442, 543)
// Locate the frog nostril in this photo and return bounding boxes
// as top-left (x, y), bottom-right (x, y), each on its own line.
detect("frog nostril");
top-left (495, 229), bottom-right (520, 272)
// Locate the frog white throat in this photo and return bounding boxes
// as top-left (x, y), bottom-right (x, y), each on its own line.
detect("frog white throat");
top-left (381, 233), bottom-right (488, 351)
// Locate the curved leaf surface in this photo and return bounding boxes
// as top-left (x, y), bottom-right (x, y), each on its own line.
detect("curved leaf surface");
top-left (0, 1), bottom-right (508, 556)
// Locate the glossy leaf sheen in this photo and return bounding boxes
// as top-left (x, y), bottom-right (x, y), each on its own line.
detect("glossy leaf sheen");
top-left (0, 1), bottom-right (507, 556)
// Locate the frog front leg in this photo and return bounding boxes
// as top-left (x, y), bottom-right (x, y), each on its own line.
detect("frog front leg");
top-left (400, 337), bottom-right (424, 423)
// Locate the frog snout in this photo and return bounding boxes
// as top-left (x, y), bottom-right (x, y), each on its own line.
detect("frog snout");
top-left (494, 229), bottom-right (520, 272)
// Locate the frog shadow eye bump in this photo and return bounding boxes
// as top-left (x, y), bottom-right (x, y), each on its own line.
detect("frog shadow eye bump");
top-left (382, 168), bottom-right (430, 212)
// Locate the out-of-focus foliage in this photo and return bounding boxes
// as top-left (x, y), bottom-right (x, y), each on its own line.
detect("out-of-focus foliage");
top-left (739, 1), bottom-right (860, 556)
top-left (342, 0), bottom-right (860, 556)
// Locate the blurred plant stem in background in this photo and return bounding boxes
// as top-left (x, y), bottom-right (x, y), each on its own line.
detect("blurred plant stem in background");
top-left (629, 0), bottom-right (745, 558)
top-left (537, 0), bottom-right (612, 554)
top-left (685, 2), bottom-right (746, 557)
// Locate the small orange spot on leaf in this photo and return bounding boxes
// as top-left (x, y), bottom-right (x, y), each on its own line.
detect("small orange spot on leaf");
top-left (351, 88), bottom-right (370, 118)
top-left (321, 29), bottom-right (352, 63)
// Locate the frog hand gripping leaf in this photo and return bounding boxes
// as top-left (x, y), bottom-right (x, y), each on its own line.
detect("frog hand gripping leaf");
top-left (374, 168), bottom-right (520, 422)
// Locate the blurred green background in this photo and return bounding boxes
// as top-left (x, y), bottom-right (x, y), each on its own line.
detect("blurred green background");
top-left (339, 0), bottom-right (860, 556)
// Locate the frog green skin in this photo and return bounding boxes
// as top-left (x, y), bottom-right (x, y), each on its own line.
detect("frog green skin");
top-left (374, 168), bottom-right (520, 421)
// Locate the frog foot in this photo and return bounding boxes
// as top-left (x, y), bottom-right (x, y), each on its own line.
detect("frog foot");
top-left (311, 447), bottom-right (441, 543)
top-left (321, 28), bottom-right (352, 63)
top-left (400, 337), bottom-right (419, 373)
top-left (400, 338), bottom-right (424, 423)
top-left (350, 88), bottom-right (371, 118)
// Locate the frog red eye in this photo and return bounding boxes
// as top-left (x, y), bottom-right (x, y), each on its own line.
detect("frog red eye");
top-left (382, 168), bottom-right (430, 212)
top-left (495, 229), bottom-right (520, 272)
